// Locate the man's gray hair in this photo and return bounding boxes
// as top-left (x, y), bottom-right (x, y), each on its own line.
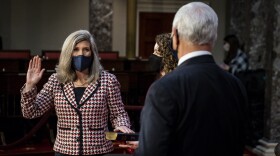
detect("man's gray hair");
top-left (172, 2), bottom-right (218, 47)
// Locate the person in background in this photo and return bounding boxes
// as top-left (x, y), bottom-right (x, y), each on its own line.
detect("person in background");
top-left (20, 30), bottom-right (134, 156)
top-left (220, 34), bottom-right (249, 75)
top-left (148, 33), bottom-right (178, 78)
top-left (135, 2), bottom-right (248, 156)
top-left (119, 33), bottom-right (179, 151)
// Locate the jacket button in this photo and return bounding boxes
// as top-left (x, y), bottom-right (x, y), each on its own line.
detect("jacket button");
top-left (76, 137), bottom-right (80, 142)
top-left (76, 125), bottom-right (80, 129)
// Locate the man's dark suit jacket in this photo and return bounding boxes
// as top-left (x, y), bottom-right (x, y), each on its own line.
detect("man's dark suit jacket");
top-left (135, 55), bottom-right (248, 156)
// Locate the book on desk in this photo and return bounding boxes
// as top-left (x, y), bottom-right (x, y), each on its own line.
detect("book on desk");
top-left (105, 132), bottom-right (139, 141)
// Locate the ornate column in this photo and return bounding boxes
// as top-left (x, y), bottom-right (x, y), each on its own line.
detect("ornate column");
top-left (89, 0), bottom-right (113, 51)
top-left (253, 0), bottom-right (279, 155)
top-left (230, 0), bottom-right (279, 155)
top-left (126, 0), bottom-right (137, 58)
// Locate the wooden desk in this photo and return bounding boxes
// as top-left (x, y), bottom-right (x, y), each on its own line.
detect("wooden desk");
top-left (101, 58), bottom-right (152, 72)
top-left (0, 59), bottom-right (29, 73)
top-left (0, 72), bottom-right (52, 117)
top-left (0, 50), bottom-right (31, 73)
top-left (41, 60), bottom-right (57, 72)
top-left (101, 59), bottom-right (125, 71)
top-left (112, 71), bottom-right (157, 105)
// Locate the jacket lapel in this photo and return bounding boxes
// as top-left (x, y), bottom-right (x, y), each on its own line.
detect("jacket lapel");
top-left (62, 82), bottom-right (78, 108)
top-left (79, 79), bottom-right (101, 106)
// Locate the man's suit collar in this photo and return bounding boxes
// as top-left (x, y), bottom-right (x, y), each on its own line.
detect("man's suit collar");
top-left (178, 51), bottom-right (212, 66)
top-left (178, 54), bottom-right (216, 67)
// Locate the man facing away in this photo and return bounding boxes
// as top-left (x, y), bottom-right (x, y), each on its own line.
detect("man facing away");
top-left (134, 2), bottom-right (248, 156)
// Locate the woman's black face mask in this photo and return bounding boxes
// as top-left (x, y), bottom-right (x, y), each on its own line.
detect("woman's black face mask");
top-left (72, 55), bottom-right (93, 71)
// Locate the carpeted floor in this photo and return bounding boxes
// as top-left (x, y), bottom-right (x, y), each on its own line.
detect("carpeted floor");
top-left (0, 141), bottom-right (259, 156)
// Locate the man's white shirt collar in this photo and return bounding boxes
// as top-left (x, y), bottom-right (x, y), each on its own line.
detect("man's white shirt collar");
top-left (178, 51), bottom-right (212, 66)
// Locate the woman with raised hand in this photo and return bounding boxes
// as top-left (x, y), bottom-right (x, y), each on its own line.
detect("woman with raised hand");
top-left (21, 30), bottom-right (133, 156)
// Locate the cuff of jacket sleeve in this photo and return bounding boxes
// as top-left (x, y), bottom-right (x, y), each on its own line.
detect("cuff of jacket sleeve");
top-left (20, 84), bottom-right (37, 98)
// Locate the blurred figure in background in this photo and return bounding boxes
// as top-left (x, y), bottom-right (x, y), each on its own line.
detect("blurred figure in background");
top-left (148, 33), bottom-right (178, 78)
top-left (220, 34), bottom-right (249, 75)
top-left (119, 33), bottom-right (179, 153)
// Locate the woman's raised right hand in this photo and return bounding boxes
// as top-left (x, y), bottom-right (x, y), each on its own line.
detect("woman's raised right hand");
top-left (24, 56), bottom-right (45, 92)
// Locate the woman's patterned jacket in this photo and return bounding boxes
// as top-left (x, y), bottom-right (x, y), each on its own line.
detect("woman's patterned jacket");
top-left (20, 71), bottom-right (131, 155)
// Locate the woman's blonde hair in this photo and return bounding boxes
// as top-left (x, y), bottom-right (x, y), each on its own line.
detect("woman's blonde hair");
top-left (56, 30), bottom-right (103, 84)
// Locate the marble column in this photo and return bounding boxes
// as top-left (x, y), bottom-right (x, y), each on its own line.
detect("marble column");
top-left (89, 0), bottom-right (113, 51)
top-left (230, 0), bottom-right (280, 156)
top-left (253, 0), bottom-right (279, 155)
top-left (231, 0), bottom-right (280, 156)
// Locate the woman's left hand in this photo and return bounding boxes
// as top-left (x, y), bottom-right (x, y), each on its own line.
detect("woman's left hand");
top-left (114, 126), bottom-right (135, 133)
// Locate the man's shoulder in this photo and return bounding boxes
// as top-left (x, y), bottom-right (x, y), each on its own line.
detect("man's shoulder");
top-left (153, 69), bottom-right (185, 87)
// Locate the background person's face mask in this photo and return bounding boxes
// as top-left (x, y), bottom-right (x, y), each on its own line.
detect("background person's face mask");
top-left (168, 38), bottom-right (178, 61)
top-left (223, 42), bottom-right (230, 52)
top-left (72, 55), bottom-right (93, 71)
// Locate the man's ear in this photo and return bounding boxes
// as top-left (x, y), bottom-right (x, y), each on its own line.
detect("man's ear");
top-left (172, 28), bottom-right (179, 50)
top-left (175, 29), bottom-right (179, 46)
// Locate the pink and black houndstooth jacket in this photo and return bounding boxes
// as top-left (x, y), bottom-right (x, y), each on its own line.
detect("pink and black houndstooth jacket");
top-left (20, 71), bottom-right (131, 155)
